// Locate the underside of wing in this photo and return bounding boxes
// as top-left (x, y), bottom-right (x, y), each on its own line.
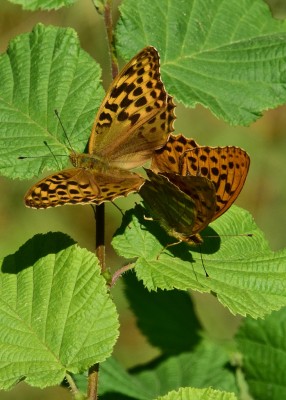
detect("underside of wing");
top-left (25, 167), bottom-right (144, 209)
top-left (89, 47), bottom-right (176, 169)
top-left (140, 169), bottom-right (215, 242)
top-left (164, 173), bottom-right (217, 234)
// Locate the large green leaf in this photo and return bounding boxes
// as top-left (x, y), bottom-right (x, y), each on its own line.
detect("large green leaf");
top-left (0, 24), bottom-right (104, 180)
top-left (112, 205), bottom-right (286, 318)
top-left (0, 233), bottom-right (119, 389)
top-left (116, 0), bottom-right (286, 125)
top-left (236, 307), bottom-right (286, 400)
top-left (7, 0), bottom-right (77, 11)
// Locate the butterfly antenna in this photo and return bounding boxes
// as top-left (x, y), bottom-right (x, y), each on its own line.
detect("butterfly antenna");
top-left (199, 244), bottom-right (209, 278)
top-left (205, 233), bottom-right (253, 238)
top-left (91, 205), bottom-right (97, 219)
top-left (18, 142), bottom-right (66, 168)
top-left (54, 109), bottom-right (75, 153)
top-left (43, 141), bottom-right (61, 169)
top-left (111, 201), bottom-right (125, 217)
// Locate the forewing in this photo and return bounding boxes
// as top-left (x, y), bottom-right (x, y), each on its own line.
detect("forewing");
top-left (151, 134), bottom-right (200, 173)
top-left (25, 168), bottom-right (144, 209)
top-left (181, 146), bottom-right (250, 220)
top-left (89, 46), bottom-right (176, 168)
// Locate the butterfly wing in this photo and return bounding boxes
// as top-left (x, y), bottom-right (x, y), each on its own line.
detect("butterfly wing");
top-left (89, 46), bottom-right (176, 169)
top-left (140, 169), bottom-right (216, 243)
top-left (25, 167), bottom-right (144, 209)
top-left (181, 146), bottom-right (250, 220)
top-left (152, 134), bottom-right (250, 221)
top-left (140, 170), bottom-right (197, 240)
top-left (151, 133), bottom-right (200, 173)
top-left (164, 172), bottom-right (216, 235)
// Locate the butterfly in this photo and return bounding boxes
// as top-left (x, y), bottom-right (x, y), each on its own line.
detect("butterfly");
top-left (140, 134), bottom-right (250, 244)
top-left (24, 46), bottom-right (176, 208)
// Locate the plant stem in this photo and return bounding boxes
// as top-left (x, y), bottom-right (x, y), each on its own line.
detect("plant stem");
top-left (104, 0), bottom-right (119, 78)
top-left (88, 1), bottom-right (119, 399)
top-left (95, 203), bottom-right (106, 272)
top-left (110, 263), bottom-right (135, 287)
top-left (94, 0), bottom-right (119, 273)
top-left (87, 363), bottom-right (100, 400)
top-left (65, 373), bottom-right (80, 398)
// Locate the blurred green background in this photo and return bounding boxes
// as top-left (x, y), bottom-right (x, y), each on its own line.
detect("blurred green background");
top-left (0, 0), bottom-right (286, 398)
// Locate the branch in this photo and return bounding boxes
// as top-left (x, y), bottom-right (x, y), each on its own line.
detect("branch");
top-left (88, 0), bottom-right (119, 399)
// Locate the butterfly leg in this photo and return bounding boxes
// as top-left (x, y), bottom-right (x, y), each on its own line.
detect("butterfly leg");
top-left (111, 201), bottom-right (125, 217)
top-left (156, 240), bottom-right (182, 260)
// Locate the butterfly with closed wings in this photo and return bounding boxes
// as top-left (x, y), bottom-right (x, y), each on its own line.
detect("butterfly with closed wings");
top-left (140, 134), bottom-right (250, 245)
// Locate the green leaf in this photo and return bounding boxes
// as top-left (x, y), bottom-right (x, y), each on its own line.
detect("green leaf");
top-left (91, 0), bottom-right (106, 15)
top-left (116, 0), bottom-right (286, 125)
top-left (98, 339), bottom-right (236, 399)
top-left (123, 273), bottom-right (202, 354)
top-left (156, 387), bottom-right (238, 400)
top-left (236, 307), bottom-right (286, 400)
top-left (0, 23), bottom-right (104, 180)
top-left (0, 233), bottom-right (119, 390)
top-left (112, 204), bottom-right (286, 318)
top-left (98, 357), bottom-right (152, 399)
top-left (134, 340), bottom-right (237, 398)
top-left (7, 0), bottom-right (77, 11)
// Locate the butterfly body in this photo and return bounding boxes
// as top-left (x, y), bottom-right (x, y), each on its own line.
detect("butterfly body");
top-left (70, 152), bottom-right (110, 171)
top-left (24, 47), bottom-right (176, 209)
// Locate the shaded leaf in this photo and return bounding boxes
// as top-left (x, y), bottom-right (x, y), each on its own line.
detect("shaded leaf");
top-left (98, 340), bottom-right (237, 399)
top-left (236, 307), bottom-right (286, 400)
top-left (123, 273), bottom-right (202, 354)
top-left (134, 340), bottom-right (237, 398)
top-left (99, 357), bottom-right (151, 400)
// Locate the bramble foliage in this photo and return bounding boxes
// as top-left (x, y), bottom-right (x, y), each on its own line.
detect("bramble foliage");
top-left (1, 0), bottom-right (286, 399)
